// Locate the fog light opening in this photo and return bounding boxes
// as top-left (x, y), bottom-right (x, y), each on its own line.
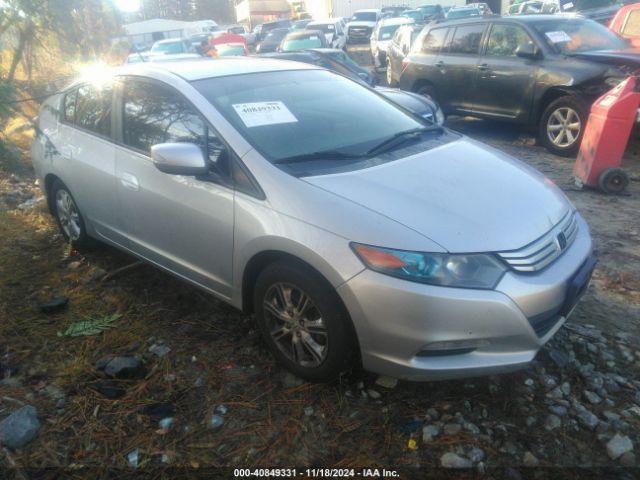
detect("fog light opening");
top-left (416, 339), bottom-right (490, 357)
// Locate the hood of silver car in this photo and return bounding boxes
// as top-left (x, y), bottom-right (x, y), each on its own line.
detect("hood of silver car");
top-left (304, 137), bottom-right (571, 253)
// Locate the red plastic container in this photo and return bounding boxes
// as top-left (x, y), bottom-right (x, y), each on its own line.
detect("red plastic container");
top-left (574, 76), bottom-right (636, 193)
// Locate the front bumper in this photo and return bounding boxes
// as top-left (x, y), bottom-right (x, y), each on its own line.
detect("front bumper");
top-left (337, 214), bottom-right (594, 381)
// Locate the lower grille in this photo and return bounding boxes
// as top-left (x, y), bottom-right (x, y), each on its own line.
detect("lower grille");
top-left (348, 27), bottom-right (371, 40)
top-left (497, 211), bottom-right (578, 272)
top-left (528, 308), bottom-right (561, 338)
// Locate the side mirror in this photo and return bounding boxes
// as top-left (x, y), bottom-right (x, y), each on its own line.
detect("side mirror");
top-left (151, 143), bottom-right (209, 176)
top-left (515, 43), bottom-right (541, 60)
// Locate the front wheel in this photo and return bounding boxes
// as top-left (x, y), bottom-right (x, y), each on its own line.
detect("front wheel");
top-left (539, 95), bottom-right (587, 157)
top-left (253, 261), bottom-right (356, 382)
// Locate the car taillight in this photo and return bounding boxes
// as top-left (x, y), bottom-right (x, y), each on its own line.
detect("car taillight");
top-left (401, 58), bottom-right (409, 71)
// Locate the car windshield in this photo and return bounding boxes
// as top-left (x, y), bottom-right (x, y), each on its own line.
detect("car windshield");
top-left (282, 35), bottom-right (324, 50)
top-left (403, 10), bottom-right (423, 19)
top-left (352, 11), bottom-right (377, 21)
top-left (151, 41), bottom-right (183, 54)
top-left (292, 20), bottom-right (311, 29)
top-left (193, 70), bottom-right (434, 171)
top-left (532, 18), bottom-right (627, 54)
top-left (378, 24), bottom-right (403, 40)
top-left (563, 0), bottom-right (619, 11)
top-left (446, 8), bottom-right (480, 18)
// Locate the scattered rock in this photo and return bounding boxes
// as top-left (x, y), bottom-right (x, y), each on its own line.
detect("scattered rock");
top-left (544, 414), bottom-right (561, 431)
top-left (583, 390), bottom-right (602, 405)
top-left (549, 349), bottom-right (572, 368)
top-left (440, 452), bottom-right (472, 469)
top-left (92, 380), bottom-right (126, 399)
top-left (304, 406), bottom-right (314, 417)
top-left (282, 372), bottom-right (304, 388)
top-left (38, 296), bottom-right (68, 314)
top-left (422, 424), bottom-right (440, 442)
top-left (67, 260), bottom-right (82, 270)
top-left (576, 409), bottom-right (599, 430)
top-left (214, 405), bottom-right (228, 415)
top-left (210, 414), bottom-right (225, 429)
top-left (0, 405), bottom-right (41, 449)
top-left (523, 452), bottom-right (539, 467)
top-left (375, 375), bottom-right (398, 389)
top-left (149, 344), bottom-right (171, 357)
top-left (443, 423), bottom-right (462, 435)
top-left (96, 356), bottom-right (143, 378)
top-left (17, 196), bottom-right (44, 211)
top-left (127, 449), bottom-right (139, 468)
top-left (620, 452), bottom-right (636, 467)
top-left (367, 389), bottom-right (381, 400)
top-left (606, 434), bottom-right (633, 460)
top-left (524, 378), bottom-right (534, 387)
top-left (158, 417), bottom-right (174, 430)
top-left (468, 447), bottom-right (485, 463)
top-left (549, 405), bottom-right (568, 417)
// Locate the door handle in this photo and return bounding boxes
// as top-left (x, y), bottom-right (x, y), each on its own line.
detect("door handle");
top-left (477, 63), bottom-right (489, 71)
top-left (435, 60), bottom-right (445, 68)
top-left (120, 172), bottom-right (139, 191)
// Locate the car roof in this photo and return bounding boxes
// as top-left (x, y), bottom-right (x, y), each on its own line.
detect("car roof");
top-left (308, 19), bottom-right (341, 24)
top-left (378, 17), bottom-right (415, 26)
top-left (433, 13), bottom-right (566, 25)
top-left (354, 9), bottom-right (380, 12)
top-left (154, 38), bottom-right (186, 44)
top-left (114, 57), bottom-right (316, 82)
top-left (285, 30), bottom-right (324, 38)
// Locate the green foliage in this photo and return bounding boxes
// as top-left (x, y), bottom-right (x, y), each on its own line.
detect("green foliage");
top-left (58, 313), bottom-right (122, 337)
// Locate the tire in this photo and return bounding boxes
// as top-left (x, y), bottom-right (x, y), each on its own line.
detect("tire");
top-left (253, 260), bottom-right (356, 382)
top-left (539, 95), bottom-right (587, 157)
top-left (416, 84), bottom-right (437, 103)
top-left (598, 167), bottom-right (629, 194)
top-left (386, 59), bottom-right (397, 87)
top-left (50, 179), bottom-right (92, 248)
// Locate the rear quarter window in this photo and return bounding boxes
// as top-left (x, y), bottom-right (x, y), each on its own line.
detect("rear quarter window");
top-left (420, 27), bottom-right (448, 54)
top-left (75, 83), bottom-right (113, 137)
top-left (449, 24), bottom-right (486, 55)
top-left (622, 10), bottom-right (640, 37)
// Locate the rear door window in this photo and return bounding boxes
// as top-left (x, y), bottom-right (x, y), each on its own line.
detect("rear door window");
top-left (75, 83), bottom-right (113, 137)
top-left (449, 24), bottom-right (486, 55)
top-left (421, 27), bottom-right (448, 54)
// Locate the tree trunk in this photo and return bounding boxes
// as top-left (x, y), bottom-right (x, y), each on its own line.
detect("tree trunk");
top-left (7, 22), bottom-right (33, 83)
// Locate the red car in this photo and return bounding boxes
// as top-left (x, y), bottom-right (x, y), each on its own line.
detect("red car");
top-left (609, 3), bottom-right (640, 48)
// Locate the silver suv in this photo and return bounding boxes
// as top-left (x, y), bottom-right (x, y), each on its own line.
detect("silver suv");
top-left (32, 59), bottom-right (595, 382)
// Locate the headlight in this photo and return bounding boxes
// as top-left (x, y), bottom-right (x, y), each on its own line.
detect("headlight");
top-left (351, 243), bottom-right (506, 289)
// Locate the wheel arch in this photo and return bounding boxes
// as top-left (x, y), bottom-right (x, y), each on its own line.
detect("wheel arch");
top-left (535, 86), bottom-right (582, 125)
top-left (44, 173), bottom-right (63, 214)
top-left (241, 248), bottom-right (363, 365)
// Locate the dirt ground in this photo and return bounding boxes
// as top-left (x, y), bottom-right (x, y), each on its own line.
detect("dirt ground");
top-left (0, 49), bottom-right (639, 476)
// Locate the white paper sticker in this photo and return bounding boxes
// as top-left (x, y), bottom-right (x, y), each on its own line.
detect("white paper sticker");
top-left (381, 32), bottom-right (391, 39)
top-left (545, 30), bottom-right (572, 43)
top-left (563, 1), bottom-right (574, 8)
top-left (232, 101), bottom-right (298, 128)
top-left (309, 35), bottom-right (319, 40)
top-left (599, 95), bottom-right (616, 107)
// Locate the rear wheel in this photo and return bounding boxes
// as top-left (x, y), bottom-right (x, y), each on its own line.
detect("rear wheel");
top-left (386, 59), bottom-right (396, 86)
top-left (539, 95), bottom-right (587, 157)
top-left (51, 179), bottom-right (92, 248)
top-left (253, 261), bottom-right (355, 382)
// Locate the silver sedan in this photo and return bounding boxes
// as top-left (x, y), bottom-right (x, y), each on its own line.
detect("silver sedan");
top-left (31, 59), bottom-right (595, 381)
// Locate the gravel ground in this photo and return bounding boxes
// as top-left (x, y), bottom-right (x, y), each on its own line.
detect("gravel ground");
top-left (0, 49), bottom-right (639, 475)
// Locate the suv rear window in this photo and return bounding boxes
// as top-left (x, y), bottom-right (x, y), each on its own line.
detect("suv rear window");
top-left (449, 24), bottom-right (485, 54)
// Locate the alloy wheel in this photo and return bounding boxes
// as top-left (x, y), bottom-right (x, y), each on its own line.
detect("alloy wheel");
top-left (546, 107), bottom-right (581, 148)
top-left (55, 189), bottom-right (81, 240)
top-left (263, 282), bottom-right (328, 368)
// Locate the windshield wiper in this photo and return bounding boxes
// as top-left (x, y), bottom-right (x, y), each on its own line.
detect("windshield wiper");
top-left (365, 126), bottom-right (437, 157)
top-left (273, 150), bottom-right (366, 165)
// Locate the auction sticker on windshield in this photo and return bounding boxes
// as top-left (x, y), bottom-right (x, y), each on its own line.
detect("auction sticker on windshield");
top-left (545, 31), bottom-right (572, 43)
top-left (232, 101), bottom-right (298, 127)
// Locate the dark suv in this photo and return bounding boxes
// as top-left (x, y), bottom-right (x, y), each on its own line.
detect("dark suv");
top-left (399, 15), bottom-right (635, 155)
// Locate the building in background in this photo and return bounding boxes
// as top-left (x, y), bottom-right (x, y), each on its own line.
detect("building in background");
top-left (303, 0), bottom-right (468, 19)
top-left (235, 0), bottom-right (292, 28)
top-left (118, 18), bottom-right (219, 49)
